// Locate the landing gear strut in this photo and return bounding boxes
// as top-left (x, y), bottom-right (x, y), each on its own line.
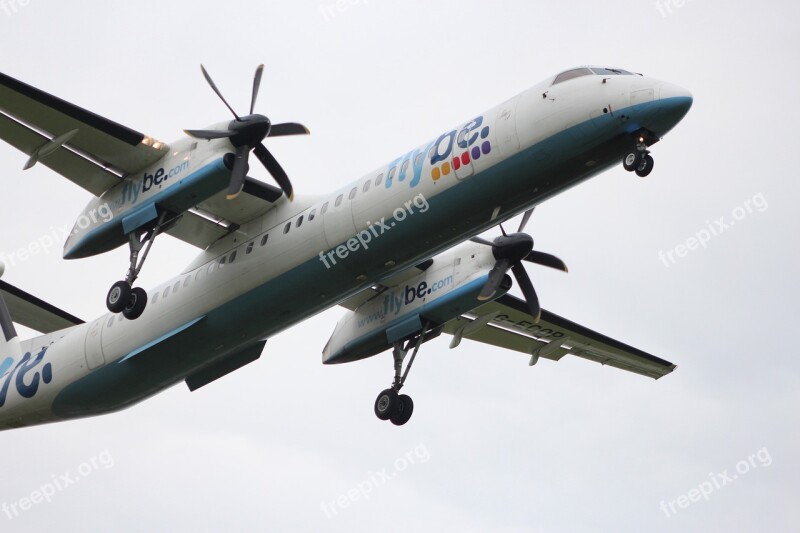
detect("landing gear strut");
top-left (374, 323), bottom-right (431, 426)
top-left (105, 211), bottom-right (168, 319)
top-left (622, 134), bottom-right (655, 178)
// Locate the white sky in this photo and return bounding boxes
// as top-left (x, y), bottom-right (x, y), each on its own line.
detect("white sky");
top-left (0, 1), bottom-right (798, 532)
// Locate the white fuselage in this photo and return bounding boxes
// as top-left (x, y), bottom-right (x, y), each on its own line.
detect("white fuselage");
top-left (0, 69), bottom-right (692, 430)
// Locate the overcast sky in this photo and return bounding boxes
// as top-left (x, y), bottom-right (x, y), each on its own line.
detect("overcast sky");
top-left (0, 1), bottom-right (798, 532)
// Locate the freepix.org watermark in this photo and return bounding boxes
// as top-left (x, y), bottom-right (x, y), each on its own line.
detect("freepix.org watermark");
top-left (659, 447), bottom-right (772, 518)
top-left (0, 0), bottom-right (30, 17)
top-left (318, 193), bottom-right (430, 270)
top-left (654, 0), bottom-right (692, 17)
top-left (2, 450), bottom-right (115, 521)
top-left (658, 193), bottom-right (767, 268)
top-left (320, 443), bottom-right (431, 519)
top-left (318, 0), bottom-right (370, 23)
top-left (0, 203), bottom-right (113, 268)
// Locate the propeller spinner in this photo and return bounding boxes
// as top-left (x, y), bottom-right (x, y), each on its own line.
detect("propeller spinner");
top-left (471, 208), bottom-right (568, 323)
top-left (185, 64), bottom-right (309, 201)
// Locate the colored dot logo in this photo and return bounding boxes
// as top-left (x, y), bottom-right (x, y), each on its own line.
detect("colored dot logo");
top-left (431, 126), bottom-right (491, 181)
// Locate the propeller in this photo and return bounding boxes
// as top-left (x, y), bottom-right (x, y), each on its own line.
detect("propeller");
top-left (471, 208), bottom-right (567, 323)
top-left (185, 64), bottom-right (309, 201)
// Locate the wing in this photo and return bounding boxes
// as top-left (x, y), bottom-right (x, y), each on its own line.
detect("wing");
top-left (442, 294), bottom-right (675, 379)
top-left (0, 70), bottom-right (168, 196)
top-left (164, 176), bottom-right (284, 249)
top-left (0, 280), bottom-right (84, 334)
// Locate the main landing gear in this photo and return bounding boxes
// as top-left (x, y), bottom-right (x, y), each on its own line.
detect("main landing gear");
top-left (622, 134), bottom-right (655, 178)
top-left (106, 211), bottom-right (168, 320)
top-left (374, 324), bottom-right (433, 426)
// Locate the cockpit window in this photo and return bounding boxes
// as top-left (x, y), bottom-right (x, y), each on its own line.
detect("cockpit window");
top-left (590, 67), bottom-right (633, 76)
top-left (552, 68), bottom-right (593, 85)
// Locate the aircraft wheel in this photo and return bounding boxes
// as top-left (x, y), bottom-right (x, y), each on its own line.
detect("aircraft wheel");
top-left (622, 151), bottom-right (641, 172)
top-left (635, 154), bottom-right (655, 178)
top-left (122, 287), bottom-right (148, 320)
top-left (374, 389), bottom-right (399, 420)
top-left (107, 281), bottom-right (131, 313)
top-left (390, 394), bottom-right (414, 426)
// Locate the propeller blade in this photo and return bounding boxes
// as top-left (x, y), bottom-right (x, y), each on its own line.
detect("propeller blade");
top-left (470, 236), bottom-right (495, 247)
top-left (499, 224), bottom-right (508, 237)
top-left (511, 263), bottom-right (541, 323)
top-left (184, 129), bottom-right (235, 140)
top-left (478, 258), bottom-right (512, 301)
top-left (201, 64), bottom-right (240, 120)
top-left (227, 146), bottom-right (250, 200)
top-left (254, 143), bottom-right (294, 201)
top-left (518, 208), bottom-right (535, 233)
top-left (523, 251), bottom-right (568, 272)
top-left (268, 122), bottom-right (311, 137)
top-left (250, 64), bottom-right (264, 115)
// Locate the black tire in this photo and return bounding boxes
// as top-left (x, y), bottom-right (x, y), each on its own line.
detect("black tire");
top-left (374, 389), bottom-right (399, 420)
top-left (635, 154), bottom-right (655, 177)
top-left (122, 287), bottom-right (148, 320)
top-left (390, 394), bottom-right (414, 426)
top-left (107, 281), bottom-right (131, 313)
top-left (622, 151), bottom-right (641, 172)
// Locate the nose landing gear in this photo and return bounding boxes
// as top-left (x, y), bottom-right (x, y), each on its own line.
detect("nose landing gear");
top-left (622, 134), bottom-right (655, 178)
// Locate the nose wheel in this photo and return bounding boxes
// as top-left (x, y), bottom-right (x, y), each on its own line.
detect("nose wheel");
top-left (373, 323), bottom-right (431, 426)
top-left (622, 134), bottom-right (655, 177)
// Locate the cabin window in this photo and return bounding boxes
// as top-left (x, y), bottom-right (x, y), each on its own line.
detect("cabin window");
top-left (195, 268), bottom-right (204, 283)
top-left (173, 281), bottom-right (181, 293)
top-left (296, 215), bottom-right (304, 228)
top-left (375, 173), bottom-right (384, 187)
top-left (183, 276), bottom-right (191, 288)
top-left (219, 256), bottom-right (226, 268)
top-left (229, 251), bottom-right (237, 263)
top-left (261, 234), bottom-right (269, 246)
top-left (246, 241), bottom-right (254, 254)
top-left (401, 159), bottom-right (410, 176)
top-left (163, 286), bottom-right (170, 299)
top-left (415, 151), bottom-right (424, 168)
top-left (152, 291), bottom-right (160, 305)
top-left (309, 209), bottom-right (316, 222)
top-left (335, 194), bottom-right (343, 207)
top-left (388, 166), bottom-right (396, 181)
top-left (107, 316), bottom-right (115, 328)
top-left (207, 262), bottom-right (216, 275)
top-left (363, 180), bottom-right (371, 193)
top-left (349, 187), bottom-right (357, 200)
top-left (321, 202), bottom-right (329, 215)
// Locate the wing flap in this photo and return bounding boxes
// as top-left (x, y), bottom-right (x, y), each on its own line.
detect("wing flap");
top-left (445, 294), bottom-right (675, 379)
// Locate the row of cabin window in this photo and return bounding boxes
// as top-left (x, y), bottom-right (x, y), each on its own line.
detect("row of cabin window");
top-left (281, 168), bottom-right (403, 235)
top-left (281, 146), bottom-right (437, 235)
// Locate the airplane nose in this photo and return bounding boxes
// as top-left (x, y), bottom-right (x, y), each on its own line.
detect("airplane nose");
top-left (658, 82), bottom-right (693, 118)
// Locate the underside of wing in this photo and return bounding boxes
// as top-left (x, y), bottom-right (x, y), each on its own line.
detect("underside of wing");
top-left (0, 280), bottom-right (84, 334)
top-left (443, 294), bottom-right (676, 379)
top-left (164, 176), bottom-right (284, 250)
top-left (0, 70), bottom-right (168, 195)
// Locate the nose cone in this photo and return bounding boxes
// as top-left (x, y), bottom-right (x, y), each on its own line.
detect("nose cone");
top-left (658, 82), bottom-right (693, 122)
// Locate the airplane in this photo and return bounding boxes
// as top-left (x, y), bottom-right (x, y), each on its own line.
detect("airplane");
top-left (0, 65), bottom-right (691, 430)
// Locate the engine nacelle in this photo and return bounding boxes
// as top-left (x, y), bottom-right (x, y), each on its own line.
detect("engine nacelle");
top-left (323, 245), bottom-right (511, 364)
top-left (63, 136), bottom-right (232, 259)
